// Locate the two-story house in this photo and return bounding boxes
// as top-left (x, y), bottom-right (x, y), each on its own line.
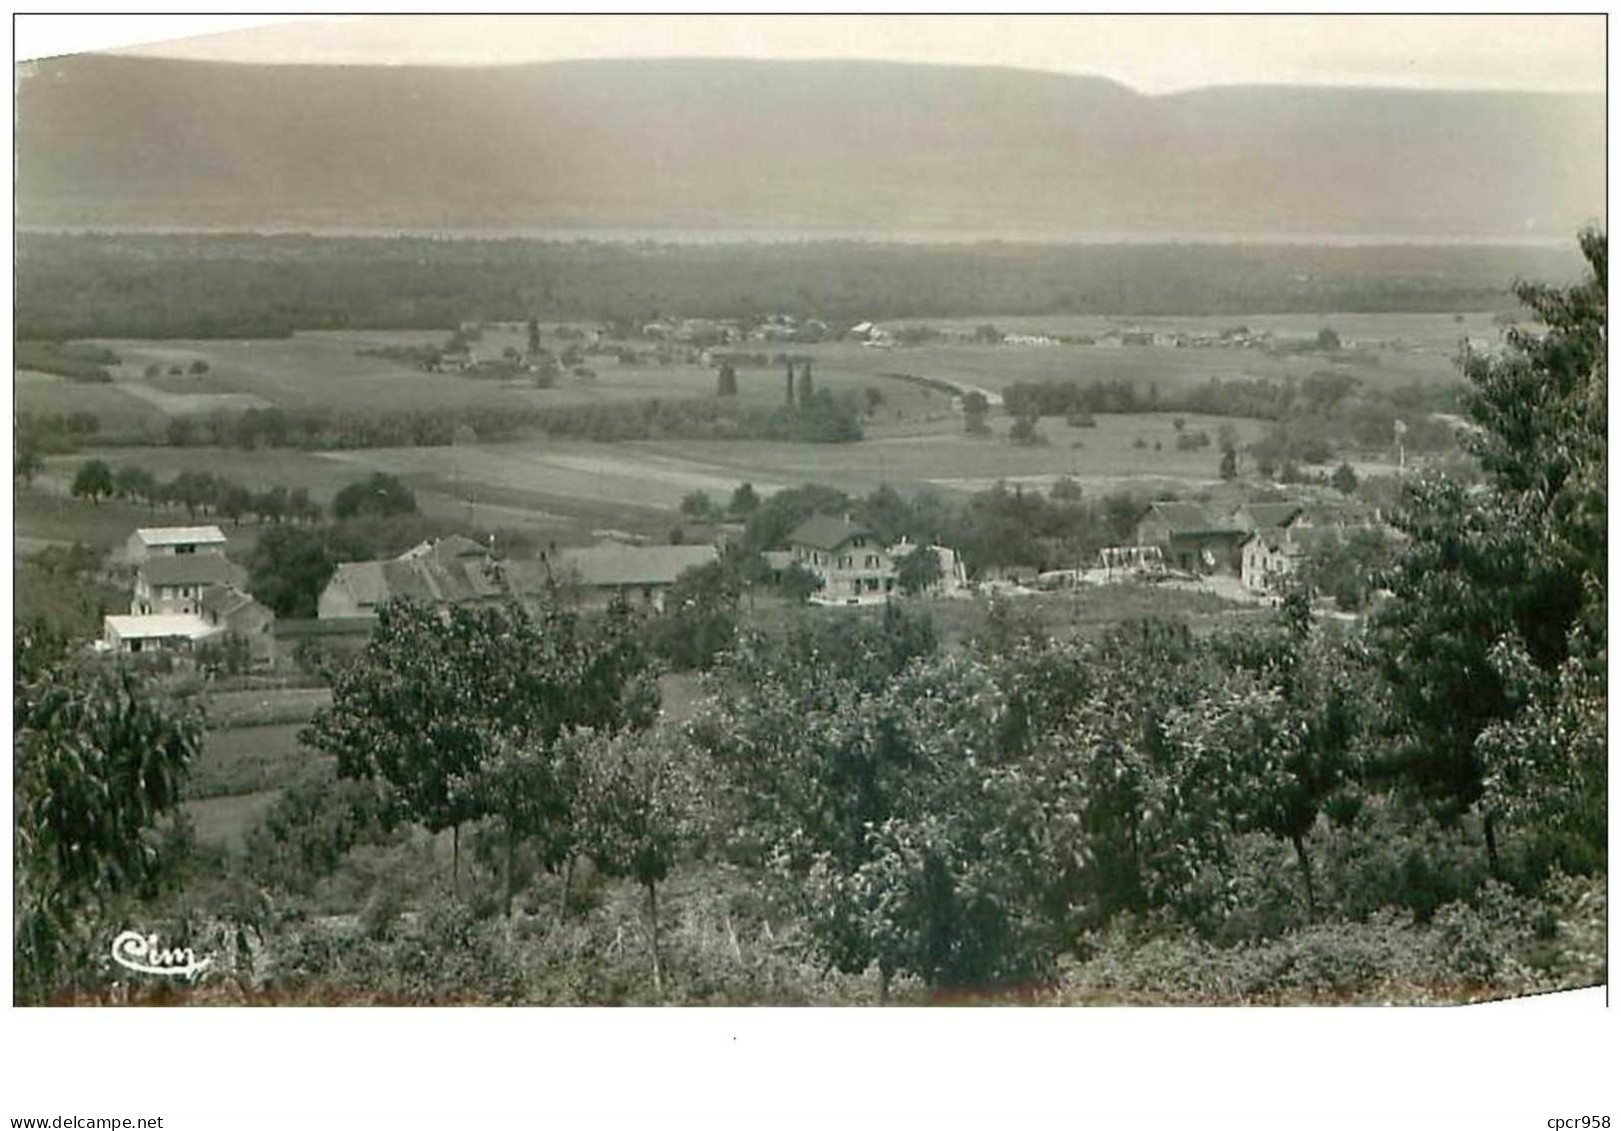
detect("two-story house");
top-left (132, 547), bottom-right (242, 616)
top-left (787, 515), bottom-right (899, 604)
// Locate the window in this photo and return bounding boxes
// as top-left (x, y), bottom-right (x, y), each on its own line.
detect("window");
top-left (175, 544), bottom-right (195, 555)
top-left (865, 555), bottom-right (878, 568)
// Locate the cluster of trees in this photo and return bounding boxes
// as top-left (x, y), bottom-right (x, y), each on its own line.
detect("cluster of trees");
top-left (735, 479), bottom-right (1143, 578)
top-left (153, 396), bottom-right (862, 451)
top-left (14, 340), bottom-right (120, 383)
top-left (302, 598), bottom-right (675, 976)
top-left (17, 232), bottom-right (1578, 342)
top-left (14, 411), bottom-right (102, 472)
top-left (68, 459), bottom-right (324, 525)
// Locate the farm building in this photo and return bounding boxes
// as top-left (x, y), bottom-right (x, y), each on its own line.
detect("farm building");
top-left (528, 543), bottom-right (720, 612)
top-left (1241, 528), bottom-right (1300, 593)
top-left (317, 536), bottom-right (502, 619)
top-left (1134, 502), bottom-right (1246, 575)
top-left (132, 552), bottom-right (243, 616)
top-left (1240, 525), bottom-right (1369, 593)
top-left (125, 524), bottom-right (228, 564)
top-left (102, 613), bottom-right (219, 655)
top-left (787, 514), bottom-right (899, 605)
top-left (198, 584), bottom-right (277, 665)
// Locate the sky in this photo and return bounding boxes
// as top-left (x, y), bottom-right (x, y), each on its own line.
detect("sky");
top-left (16, 13), bottom-right (1607, 96)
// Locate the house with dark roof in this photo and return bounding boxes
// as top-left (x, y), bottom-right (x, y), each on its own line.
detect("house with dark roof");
top-left (132, 552), bottom-right (244, 616)
top-left (317, 537), bottom-right (503, 619)
top-left (1134, 502), bottom-right (1246, 574)
top-left (1240, 524), bottom-right (1375, 594)
top-left (525, 543), bottom-right (720, 612)
top-left (787, 514), bottom-right (900, 604)
top-left (198, 583), bottom-right (276, 665)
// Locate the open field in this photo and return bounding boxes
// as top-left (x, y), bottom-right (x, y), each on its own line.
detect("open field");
top-left (29, 329), bottom-right (942, 421)
top-left (184, 789), bottom-right (281, 853)
top-left (33, 408), bottom-right (1279, 552)
top-left (17, 311), bottom-right (1476, 436)
top-left (14, 368), bottom-right (169, 435)
top-left (14, 485), bottom-right (267, 558)
top-left (187, 723), bottom-right (328, 801)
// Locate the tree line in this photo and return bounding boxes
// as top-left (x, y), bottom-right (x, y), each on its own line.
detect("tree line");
top-left (16, 232), bottom-right (1576, 341)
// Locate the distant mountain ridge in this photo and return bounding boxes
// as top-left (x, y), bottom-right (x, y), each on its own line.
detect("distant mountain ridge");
top-left (15, 55), bottom-right (1605, 239)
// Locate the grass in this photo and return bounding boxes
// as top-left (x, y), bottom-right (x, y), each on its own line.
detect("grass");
top-left (42, 312), bottom-right (1473, 429)
top-left (183, 789), bottom-right (282, 853)
top-left (13, 368), bottom-right (168, 436)
top-left (13, 483), bottom-right (267, 559)
top-left (186, 723), bottom-right (328, 802)
top-left (204, 687), bottom-right (332, 729)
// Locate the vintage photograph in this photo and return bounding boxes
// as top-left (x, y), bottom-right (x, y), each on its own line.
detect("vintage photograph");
top-left (11, 14), bottom-right (1606, 1008)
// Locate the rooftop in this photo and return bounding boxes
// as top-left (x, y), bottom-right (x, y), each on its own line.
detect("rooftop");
top-left (104, 614), bottom-right (219, 641)
top-left (787, 514), bottom-right (874, 552)
top-left (133, 526), bottom-right (227, 547)
top-left (141, 554), bottom-right (240, 587)
top-left (1142, 502), bottom-right (1241, 536)
top-left (548, 543), bottom-right (719, 589)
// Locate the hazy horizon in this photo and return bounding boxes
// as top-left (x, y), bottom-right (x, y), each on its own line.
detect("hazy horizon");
top-left (19, 14), bottom-right (1606, 97)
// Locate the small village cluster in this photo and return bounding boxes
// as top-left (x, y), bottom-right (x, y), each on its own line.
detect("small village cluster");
top-left (97, 492), bottom-right (1373, 665)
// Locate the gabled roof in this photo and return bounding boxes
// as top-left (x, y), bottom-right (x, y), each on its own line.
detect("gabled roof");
top-left (141, 554), bottom-right (239, 587)
top-left (329, 561), bottom-right (391, 609)
top-left (787, 514), bottom-right (872, 552)
top-left (549, 544), bottom-right (719, 589)
top-left (1245, 526), bottom-right (1292, 553)
top-left (1140, 502), bottom-right (1240, 537)
top-left (199, 583), bottom-right (266, 619)
top-left (133, 526), bottom-right (227, 547)
top-left (328, 539), bottom-right (502, 609)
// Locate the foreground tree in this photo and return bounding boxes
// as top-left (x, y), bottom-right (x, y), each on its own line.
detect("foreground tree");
top-left (1375, 228), bottom-right (1606, 874)
top-left (577, 732), bottom-right (703, 995)
top-left (14, 628), bottom-right (203, 1001)
top-left (304, 596), bottom-right (658, 900)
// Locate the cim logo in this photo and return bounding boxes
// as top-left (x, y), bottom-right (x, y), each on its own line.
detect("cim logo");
top-left (110, 930), bottom-right (212, 978)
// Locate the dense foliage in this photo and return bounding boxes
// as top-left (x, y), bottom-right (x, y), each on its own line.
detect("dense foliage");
top-left (15, 233), bottom-right (1576, 340)
top-left (13, 628), bottom-right (203, 1001)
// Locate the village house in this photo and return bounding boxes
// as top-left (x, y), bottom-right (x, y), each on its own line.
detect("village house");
top-left (124, 524), bottom-right (228, 565)
top-left (318, 535), bottom-right (503, 620)
top-left (1134, 502), bottom-right (1247, 575)
top-left (131, 551), bottom-right (243, 616)
top-left (521, 542), bottom-right (720, 612)
top-left (787, 514), bottom-right (897, 604)
top-left (105, 525), bottom-right (273, 663)
top-left (198, 584), bottom-right (277, 665)
top-left (102, 613), bottom-right (219, 656)
top-left (1240, 526), bottom-right (1348, 594)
